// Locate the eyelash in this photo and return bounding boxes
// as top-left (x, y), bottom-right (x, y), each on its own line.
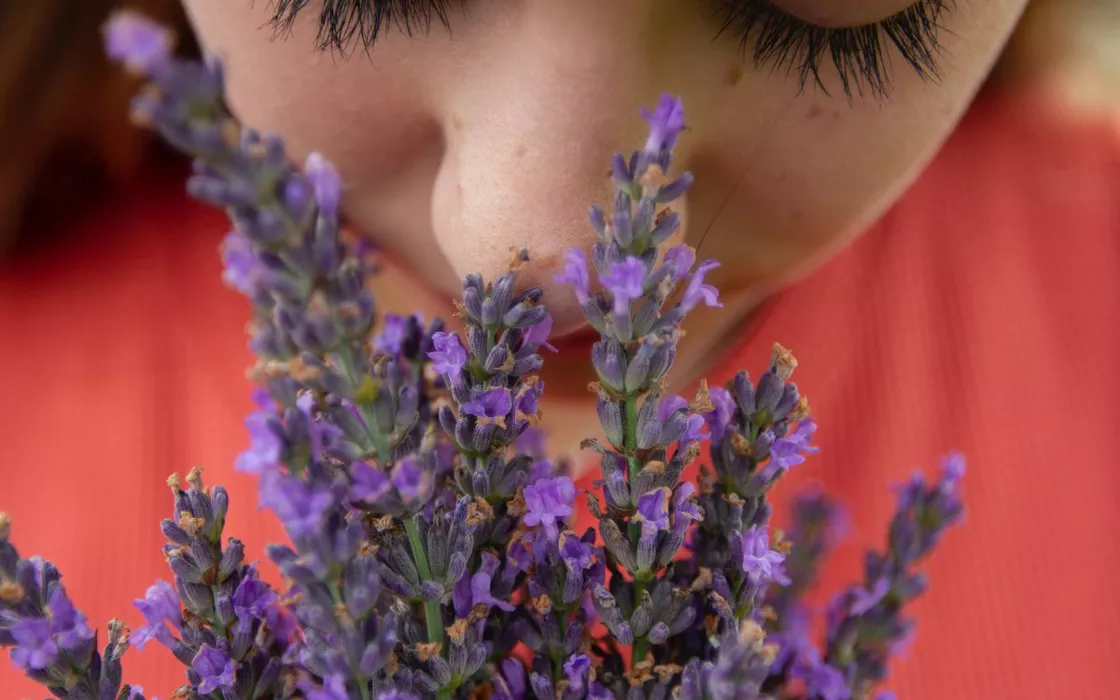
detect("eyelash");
top-left (268, 0), bottom-right (454, 53)
top-left (714, 0), bottom-right (952, 99)
top-left (269, 0), bottom-right (949, 99)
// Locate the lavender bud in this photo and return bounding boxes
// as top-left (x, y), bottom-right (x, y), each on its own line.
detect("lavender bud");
top-left (177, 580), bottom-right (213, 617)
top-left (631, 591), bottom-right (654, 635)
top-left (603, 464), bottom-right (631, 510)
top-left (531, 673), bottom-right (557, 700)
top-left (598, 397), bottom-right (624, 446)
top-left (414, 672), bottom-right (439, 694)
top-left (161, 519), bottom-right (192, 546)
top-left (654, 172), bottom-right (694, 204)
top-left (485, 346), bottom-right (512, 373)
top-left (218, 538), bottom-right (245, 580)
top-left (649, 209), bottom-right (681, 245)
top-left (594, 340), bottom-right (627, 393)
top-left (668, 605), bottom-right (696, 635)
top-left (430, 655), bottom-right (453, 686)
top-left (636, 527), bottom-right (659, 573)
top-left (589, 204), bottom-right (608, 239)
top-left (210, 486), bottom-right (229, 528)
top-left (463, 285), bottom-right (485, 321)
top-left (647, 344), bottom-right (674, 387)
top-left (447, 551), bottom-right (468, 585)
top-left (344, 556), bottom-right (380, 619)
top-left (733, 371), bottom-right (756, 415)
top-left (624, 342), bottom-right (656, 393)
top-left (511, 354), bottom-right (544, 375)
top-left (755, 369), bottom-right (781, 415)
top-left (647, 622), bottom-right (671, 645)
top-left (636, 396), bottom-right (661, 449)
top-left (215, 583), bottom-right (236, 626)
top-left (420, 581), bottom-right (444, 600)
top-left (168, 552), bottom-right (204, 584)
top-left (468, 325), bottom-right (489, 361)
top-left (599, 520), bottom-right (637, 572)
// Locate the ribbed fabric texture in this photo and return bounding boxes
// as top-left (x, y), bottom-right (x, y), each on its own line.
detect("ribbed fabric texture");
top-left (1, 93), bottom-right (1117, 698)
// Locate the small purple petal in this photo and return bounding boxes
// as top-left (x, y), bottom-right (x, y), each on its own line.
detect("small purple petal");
top-left (304, 152), bottom-right (341, 216)
top-left (554, 249), bottom-right (590, 305)
top-left (103, 11), bottom-right (173, 74)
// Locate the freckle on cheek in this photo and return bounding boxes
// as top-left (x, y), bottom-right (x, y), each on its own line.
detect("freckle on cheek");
top-left (807, 104), bottom-right (825, 119)
top-left (515, 144), bottom-right (528, 159)
top-left (724, 65), bottom-right (743, 87)
top-left (452, 114), bottom-right (464, 132)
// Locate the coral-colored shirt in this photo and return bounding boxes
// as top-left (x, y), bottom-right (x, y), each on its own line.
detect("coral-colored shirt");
top-left (2, 93), bottom-right (1118, 699)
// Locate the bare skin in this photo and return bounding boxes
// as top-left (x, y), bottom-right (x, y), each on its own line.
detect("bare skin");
top-left (182, 0), bottom-right (1028, 461)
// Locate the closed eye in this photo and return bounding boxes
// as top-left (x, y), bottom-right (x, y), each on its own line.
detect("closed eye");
top-left (268, 0), bottom-right (455, 54)
top-left (711, 0), bottom-right (954, 99)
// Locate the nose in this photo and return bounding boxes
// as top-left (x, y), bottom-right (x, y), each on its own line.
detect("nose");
top-left (426, 2), bottom-right (690, 336)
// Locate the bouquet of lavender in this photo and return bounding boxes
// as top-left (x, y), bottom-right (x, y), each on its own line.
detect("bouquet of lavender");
top-left (0, 12), bottom-right (965, 700)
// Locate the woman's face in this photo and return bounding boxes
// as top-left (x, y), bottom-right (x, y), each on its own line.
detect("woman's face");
top-left (182, 0), bottom-right (1026, 337)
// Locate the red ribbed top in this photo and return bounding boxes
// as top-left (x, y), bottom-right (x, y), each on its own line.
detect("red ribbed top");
top-left (2, 93), bottom-right (1118, 698)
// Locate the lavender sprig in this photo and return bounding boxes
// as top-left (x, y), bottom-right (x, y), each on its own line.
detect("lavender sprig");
top-left (556, 95), bottom-right (713, 677)
top-left (816, 455), bottom-right (966, 698)
top-left (0, 514), bottom-right (142, 700)
top-left (137, 468), bottom-right (291, 699)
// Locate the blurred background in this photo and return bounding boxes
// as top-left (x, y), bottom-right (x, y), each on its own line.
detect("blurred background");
top-left (0, 0), bottom-right (1118, 254)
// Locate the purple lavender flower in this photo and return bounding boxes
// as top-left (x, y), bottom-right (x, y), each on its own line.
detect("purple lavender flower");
top-left (391, 457), bottom-right (429, 503)
top-left (47, 587), bottom-right (93, 651)
top-left (740, 526), bottom-right (789, 585)
top-left (768, 419), bottom-right (818, 473)
top-left (799, 657), bottom-right (850, 700)
top-left (641, 93), bottom-right (686, 153)
top-left (942, 452), bottom-right (966, 484)
top-left (236, 389), bottom-right (282, 475)
top-left (232, 571), bottom-right (277, 620)
top-left (304, 152), bottom-right (341, 216)
top-left (102, 10), bottom-right (172, 74)
top-left (470, 571), bottom-right (515, 613)
top-left (671, 482), bottom-right (703, 527)
top-left (296, 392), bottom-right (343, 459)
top-left (522, 313), bottom-right (556, 352)
top-left (350, 460), bottom-right (392, 502)
top-left (658, 395), bottom-right (688, 422)
top-left (132, 580), bottom-right (182, 650)
top-left (9, 618), bottom-right (58, 671)
top-left (681, 414), bottom-right (709, 445)
top-left (559, 531), bottom-right (594, 571)
top-left (706, 386), bottom-right (736, 444)
top-left (192, 644), bottom-right (237, 694)
top-left (849, 576), bottom-right (890, 616)
top-left (563, 653), bottom-right (592, 694)
top-left (463, 388), bottom-right (513, 425)
top-left (515, 426), bottom-right (547, 459)
top-left (663, 245), bottom-right (695, 282)
top-left (554, 249), bottom-right (590, 304)
top-left (428, 331), bottom-right (468, 380)
top-left (259, 472), bottom-right (335, 539)
top-left (601, 257), bottom-right (646, 315)
top-left (375, 314), bottom-right (409, 356)
top-left (635, 488), bottom-right (671, 533)
top-left (221, 231), bottom-right (261, 296)
top-left (522, 476), bottom-right (575, 540)
top-left (680, 260), bottom-right (722, 314)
